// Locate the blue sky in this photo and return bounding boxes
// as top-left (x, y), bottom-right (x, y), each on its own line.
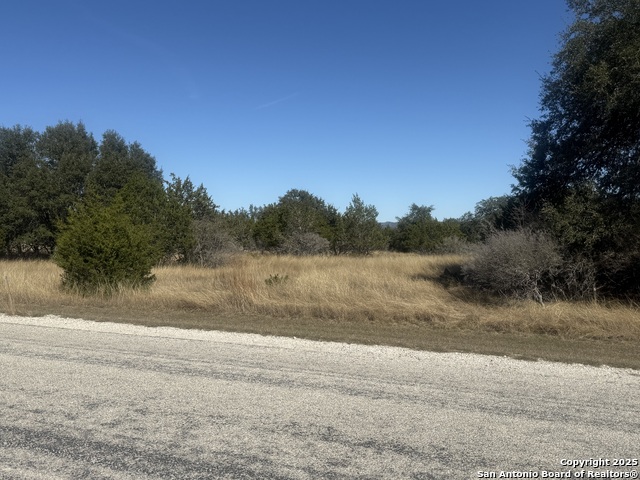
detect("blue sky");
top-left (1, 1), bottom-right (571, 221)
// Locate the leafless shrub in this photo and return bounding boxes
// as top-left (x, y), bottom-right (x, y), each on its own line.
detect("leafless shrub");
top-left (434, 236), bottom-right (469, 255)
top-left (550, 256), bottom-right (598, 301)
top-left (463, 229), bottom-right (562, 303)
top-left (280, 232), bottom-right (330, 256)
top-left (190, 220), bottom-right (241, 267)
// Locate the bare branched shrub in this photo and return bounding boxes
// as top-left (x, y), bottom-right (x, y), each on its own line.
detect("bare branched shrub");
top-left (280, 232), bottom-right (330, 256)
top-left (190, 220), bottom-right (241, 267)
top-left (434, 236), bottom-right (469, 254)
top-left (463, 229), bottom-right (562, 303)
top-left (550, 256), bottom-right (598, 301)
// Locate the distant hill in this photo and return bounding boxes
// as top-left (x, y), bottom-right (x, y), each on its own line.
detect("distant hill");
top-left (380, 221), bottom-right (398, 229)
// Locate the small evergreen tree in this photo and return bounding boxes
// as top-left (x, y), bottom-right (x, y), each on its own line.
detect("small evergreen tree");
top-left (338, 194), bottom-right (385, 255)
top-left (390, 204), bottom-right (466, 254)
top-left (54, 196), bottom-right (160, 293)
top-left (252, 190), bottom-right (340, 252)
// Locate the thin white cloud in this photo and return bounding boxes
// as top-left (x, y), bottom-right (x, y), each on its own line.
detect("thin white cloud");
top-left (79, 4), bottom-right (201, 101)
top-left (256, 92), bottom-right (300, 110)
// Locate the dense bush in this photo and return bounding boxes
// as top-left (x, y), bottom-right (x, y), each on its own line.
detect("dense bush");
top-left (53, 197), bottom-right (160, 293)
top-left (252, 189), bottom-right (338, 252)
top-left (118, 173), bottom-right (195, 263)
top-left (462, 229), bottom-right (562, 303)
top-left (390, 204), bottom-right (464, 253)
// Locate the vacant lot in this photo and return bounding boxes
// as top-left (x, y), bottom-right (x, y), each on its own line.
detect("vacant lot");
top-left (2, 253), bottom-right (639, 368)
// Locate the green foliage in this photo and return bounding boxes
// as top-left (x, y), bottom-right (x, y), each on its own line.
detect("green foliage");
top-left (512, 0), bottom-right (640, 297)
top-left (0, 125), bottom-right (38, 177)
top-left (390, 204), bottom-right (435, 253)
top-left (514, 0), bottom-right (640, 206)
top-left (0, 124), bottom-right (169, 258)
top-left (37, 121), bottom-right (97, 197)
top-left (0, 123), bottom-right (222, 265)
top-left (86, 130), bottom-right (163, 200)
top-left (278, 189), bottom-right (339, 239)
top-left (390, 204), bottom-right (463, 253)
top-left (253, 203), bottom-right (286, 250)
top-left (36, 122), bottom-right (98, 247)
top-left (117, 173), bottom-right (195, 261)
top-left (2, 146), bottom-right (56, 255)
top-left (253, 189), bottom-right (339, 252)
top-left (540, 186), bottom-right (608, 255)
top-left (217, 208), bottom-right (257, 250)
top-left (0, 126), bottom-right (43, 255)
top-left (337, 194), bottom-right (386, 255)
top-left (54, 196), bottom-right (160, 294)
top-left (165, 173), bottom-right (218, 221)
top-left (458, 196), bottom-right (521, 243)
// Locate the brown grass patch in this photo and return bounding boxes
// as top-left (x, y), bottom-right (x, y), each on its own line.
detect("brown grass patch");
top-left (2, 254), bottom-right (639, 368)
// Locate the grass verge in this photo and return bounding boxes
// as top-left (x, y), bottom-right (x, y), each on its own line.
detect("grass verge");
top-left (2, 254), bottom-right (639, 369)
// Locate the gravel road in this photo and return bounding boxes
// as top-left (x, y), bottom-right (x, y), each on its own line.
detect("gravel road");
top-left (1, 313), bottom-right (638, 479)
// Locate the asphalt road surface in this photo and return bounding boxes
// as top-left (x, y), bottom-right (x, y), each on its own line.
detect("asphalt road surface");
top-left (1, 314), bottom-right (639, 479)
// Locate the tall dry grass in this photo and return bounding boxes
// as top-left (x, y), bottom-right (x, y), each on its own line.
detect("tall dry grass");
top-left (1, 254), bottom-right (639, 342)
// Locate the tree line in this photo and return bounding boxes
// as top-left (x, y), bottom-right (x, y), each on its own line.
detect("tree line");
top-left (0, 121), bottom-right (481, 292)
top-left (0, 121), bottom-right (473, 260)
top-left (1, 0), bottom-right (638, 299)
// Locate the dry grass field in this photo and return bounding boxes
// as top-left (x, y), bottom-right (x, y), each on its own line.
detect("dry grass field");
top-left (2, 253), bottom-right (639, 368)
